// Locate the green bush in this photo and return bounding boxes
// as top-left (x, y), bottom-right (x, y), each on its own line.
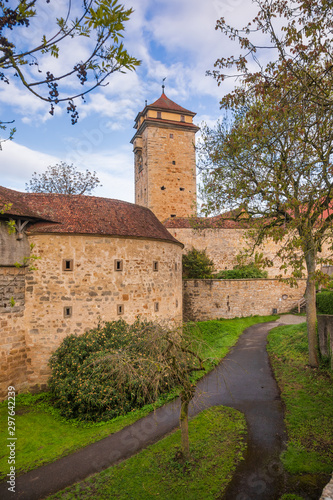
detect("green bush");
top-left (182, 247), bottom-right (214, 279)
top-left (48, 319), bottom-right (201, 422)
top-left (49, 320), bottom-right (173, 421)
top-left (215, 264), bottom-right (268, 279)
top-left (316, 291), bottom-right (333, 314)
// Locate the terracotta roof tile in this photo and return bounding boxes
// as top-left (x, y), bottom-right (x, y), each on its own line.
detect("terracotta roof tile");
top-left (0, 186), bottom-right (182, 245)
top-left (149, 93), bottom-right (195, 116)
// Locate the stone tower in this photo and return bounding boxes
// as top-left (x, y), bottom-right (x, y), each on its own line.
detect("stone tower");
top-left (131, 90), bottom-right (199, 222)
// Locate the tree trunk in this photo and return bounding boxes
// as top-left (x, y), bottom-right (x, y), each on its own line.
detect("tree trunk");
top-left (180, 396), bottom-right (190, 460)
top-left (305, 248), bottom-right (319, 368)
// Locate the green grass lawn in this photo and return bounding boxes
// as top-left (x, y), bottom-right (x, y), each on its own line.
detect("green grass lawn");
top-left (47, 406), bottom-right (247, 500)
top-left (0, 315), bottom-right (275, 479)
top-left (267, 322), bottom-right (333, 498)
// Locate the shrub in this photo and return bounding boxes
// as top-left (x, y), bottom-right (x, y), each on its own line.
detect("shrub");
top-left (48, 319), bottom-right (202, 422)
top-left (316, 291), bottom-right (333, 315)
top-left (182, 247), bottom-right (214, 279)
top-left (215, 264), bottom-right (268, 279)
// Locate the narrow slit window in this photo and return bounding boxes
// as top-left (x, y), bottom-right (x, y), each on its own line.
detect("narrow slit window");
top-left (63, 259), bottom-right (73, 271)
top-left (153, 261), bottom-right (159, 272)
top-left (154, 302), bottom-right (159, 312)
top-left (64, 306), bottom-right (72, 318)
top-left (172, 160), bottom-right (176, 165)
top-left (114, 260), bottom-right (123, 271)
top-left (117, 304), bottom-right (124, 315)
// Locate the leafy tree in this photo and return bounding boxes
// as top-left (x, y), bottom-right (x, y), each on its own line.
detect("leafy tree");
top-left (216, 266), bottom-right (268, 280)
top-left (49, 319), bottom-right (205, 460)
top-left (25, 162), bottom-right (101, 195)
top-left (200, 0), bottom-right (333, 367)
top-left (182, 248), bottom-right (214, 279)
top-left (0, 0), bottom-right (140, 143)
top-left (210, 0), bottom-right (333, 111)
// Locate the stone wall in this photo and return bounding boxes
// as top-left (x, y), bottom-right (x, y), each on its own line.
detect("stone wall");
top-left (167, 227), bottom-right (284, 275)
top-left (0, 268), bottom-right (28, 399)
top-left (0, 224), bottom-right (30, 266)
top-left (23, 233), bottom-right (183, 389)
top-left (0, 267), bottom-right (26, 314)
top-left (168, 227), bottom-right (333, 278)
top-left (317, 315), bottom-right (333, 369)
top-left (183, 279), bottom-right (307, 321)
top-left (0, 223), bottom-right (30, 398)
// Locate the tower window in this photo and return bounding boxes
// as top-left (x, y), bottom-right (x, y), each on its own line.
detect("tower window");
top-left (64, 306), bottom-right (72, 318)
top-left (170, 133), bottom-right (174, 139)
top-left (180, 115), bottom-right (185, 122)
top-left (154, 302), bottom-right (159, 312)
top-left (180, 187), bottom-right (185, 191)
top-left (157, 111), bottom-right (162, 119)
top-left (63, 259), bottom-right (74, 271)
top-left (114, 260), bottom-right (123, 271)
top-left (161, 186), bottom-right (166, 190)
top-left (170, 214), bottom-right (176, 218)
top-left (117, 304), bottom-right (124, 315)
top-left (153, 261), bottom-right (159, 272)
top-left (172, 161), bottom-right (176, 165)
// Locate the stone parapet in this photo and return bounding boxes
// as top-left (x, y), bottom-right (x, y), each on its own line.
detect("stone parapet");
top-left (183, 279), bottom-right (307, 321)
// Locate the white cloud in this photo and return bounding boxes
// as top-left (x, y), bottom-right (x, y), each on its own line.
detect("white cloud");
top-left (0, 141), bottom-right (60, 191)
top-left (63, 146), bottom-right (134, 202)
top-left (0, 140), bottom-right (134, 203)
top-left (0, 0), bottom-right (273, 206)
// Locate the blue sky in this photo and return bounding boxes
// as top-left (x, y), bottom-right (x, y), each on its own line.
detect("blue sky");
top-left (0, 0), bottom-right (259, 203)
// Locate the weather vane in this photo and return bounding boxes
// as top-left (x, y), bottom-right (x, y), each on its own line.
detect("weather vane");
top-left (162, 77), bottom-right (166, 93)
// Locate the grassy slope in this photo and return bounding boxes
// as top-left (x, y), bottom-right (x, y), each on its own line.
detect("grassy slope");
top-left (48, 406), bottom-right (247, 500)
top-left (0, 315), bottom-right (275, 478)
top-left (267, 323), bottom-right (333, 474)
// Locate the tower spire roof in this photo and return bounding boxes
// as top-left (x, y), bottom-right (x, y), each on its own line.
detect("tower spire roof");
top-left (148, 93), bottom-right (195, 116)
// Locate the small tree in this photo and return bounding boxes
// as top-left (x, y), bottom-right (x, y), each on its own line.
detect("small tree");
top-left (182, 248), bottom-right (214, 279)
top-left (25, 162), bottom-right (101, 195)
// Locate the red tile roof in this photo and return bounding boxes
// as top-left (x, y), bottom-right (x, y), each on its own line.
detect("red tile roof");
top-left (149, 93), bottom-right (196, 116)
top-left (0, 186), bottom-right (183, 245)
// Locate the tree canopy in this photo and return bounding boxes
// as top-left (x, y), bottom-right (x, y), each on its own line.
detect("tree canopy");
top-left (200, 0), bottom-right (333, 367)
top-left (182, 248), bottom-right (215, 280)
top-left (25, 162), bottom-right (101, 195)
top-left (0, 0), bottom-right (140, 143)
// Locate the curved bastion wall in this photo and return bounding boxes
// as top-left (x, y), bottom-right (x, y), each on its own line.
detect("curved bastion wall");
top-left (1, 232), bottom-right (183, 397)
